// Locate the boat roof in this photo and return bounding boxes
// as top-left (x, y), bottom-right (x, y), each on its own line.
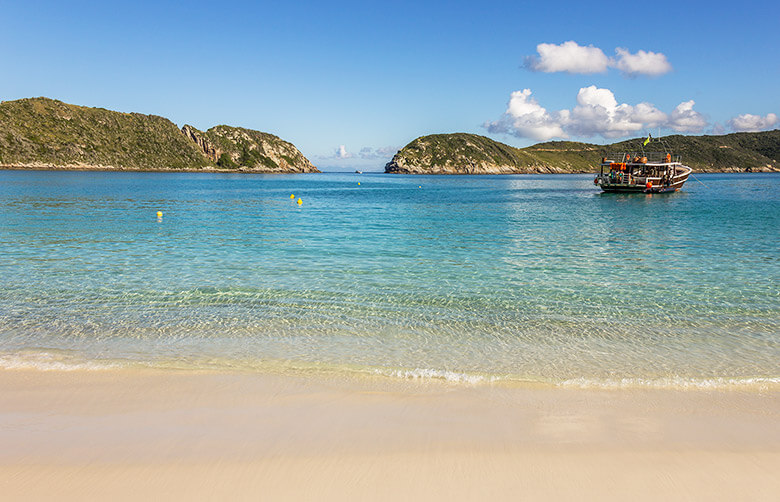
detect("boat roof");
top-left (602, 151), bottom-right (681, 164)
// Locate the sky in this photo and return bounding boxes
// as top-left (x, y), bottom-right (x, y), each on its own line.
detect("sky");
top-left (2, 0), bottom-right (778, 170)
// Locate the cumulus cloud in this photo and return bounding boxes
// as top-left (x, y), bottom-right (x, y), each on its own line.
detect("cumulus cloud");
top-left (632, 102), bottom-right (668, 128)
top-left (727, 113), bottom-right (778, 132)
top-left (486, 86), bottom-right (708, 140)
top-left (335, 145), bottom-right (353, 159)
top-left (525, 42), bottom-right (672, 77)
top-left (611, 48), bottom-right (672, 77)
top-left (485, 89), bottom-right (568, 141)
top-left (565, 85), bottom-right (644, 138)
top-left (667, 100), bottom-right (708, 133)
top-left (525, 41), bottom-right (609, 74)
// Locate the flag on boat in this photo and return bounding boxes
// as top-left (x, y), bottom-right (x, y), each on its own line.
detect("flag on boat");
top-left (643, 133), bottom-right (652, 146)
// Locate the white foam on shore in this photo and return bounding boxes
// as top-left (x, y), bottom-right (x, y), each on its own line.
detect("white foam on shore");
top-left (375, 370), bottom-right (780, 390)
top-left (0, 351), bottom-right (123, 372)
top-left (374, 367), bottom-right (503, 385)
top-left (560, 376), bottom-right (780, 390)
top-left (1, 351), bottom-right (778, 391)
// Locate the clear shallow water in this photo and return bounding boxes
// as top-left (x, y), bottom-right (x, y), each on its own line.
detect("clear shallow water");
top-left (1, 170), bottom-right (778, 387)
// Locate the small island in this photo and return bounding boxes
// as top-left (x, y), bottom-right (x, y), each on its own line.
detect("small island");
top-left (385, 131), bottom-right (780, 174)
top-left (0, 97), bottom-right (319, 173)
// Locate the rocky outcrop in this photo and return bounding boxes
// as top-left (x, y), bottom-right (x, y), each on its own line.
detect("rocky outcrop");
top-left (181, 124), bottom-right (221, 163)
top-left (184, 125), bottom-right (319, 173)
top-left (384, 133), bottom-right (571, 174)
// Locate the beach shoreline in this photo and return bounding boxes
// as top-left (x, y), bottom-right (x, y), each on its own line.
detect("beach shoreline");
top-left (2, 368), bottom-right (778, 500)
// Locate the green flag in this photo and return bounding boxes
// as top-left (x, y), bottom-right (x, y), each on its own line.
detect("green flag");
top-left (643, 133), bottom-right (651, 146)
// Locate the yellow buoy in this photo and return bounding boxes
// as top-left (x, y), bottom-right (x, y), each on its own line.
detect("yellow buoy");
top-left (156, 211), bottom-right (163, 218)
top-left (290, 194), bottom-right (295, 199)
top-left (297, 198), bottom-right (302, 205)
top-left (357, 182), bottom-right (361, 186)
top-left (418, 185), bottom-right (422, 188)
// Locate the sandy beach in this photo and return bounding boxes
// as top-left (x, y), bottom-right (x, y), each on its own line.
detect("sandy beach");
top-left (1, 369), bottom-right (778, 501)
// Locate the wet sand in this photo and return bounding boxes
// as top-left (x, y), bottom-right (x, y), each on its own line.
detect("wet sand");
top-left (1, 369), bottom-right (779, 501)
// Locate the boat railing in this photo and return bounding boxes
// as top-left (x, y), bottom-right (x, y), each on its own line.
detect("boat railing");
top-left (602, 152), bottom-right (681, 164)
top-left (600, 172), bottom-right (665, 185)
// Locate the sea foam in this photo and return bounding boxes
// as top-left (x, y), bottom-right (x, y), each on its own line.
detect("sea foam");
top-left (0, 351), bottom-right (122, 371)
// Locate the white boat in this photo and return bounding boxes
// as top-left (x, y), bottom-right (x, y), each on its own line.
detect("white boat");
top-left (595, 140), bottom-right (692, 193)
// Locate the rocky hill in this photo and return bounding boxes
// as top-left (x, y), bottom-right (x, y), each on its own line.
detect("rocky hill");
top-left (0, 97), bottom-right (318, 172)
top-left (385, 133), bottom-right (567, 174)
top-left (385, 131), bottom-right (780, 174)
top-left (182, 124), bottom-right (317, 173)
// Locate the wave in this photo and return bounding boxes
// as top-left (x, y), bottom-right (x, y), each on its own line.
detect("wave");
top-left (1, 351), bottom-right (778, 391)
top-left (0, 350), bottom-right (124, 371)
top-left (372, 367), bottom-right (504, 385)
top-left (560, 376), bottom-right (780, 390)
top-left (373, 369), bottom-right (780, 390)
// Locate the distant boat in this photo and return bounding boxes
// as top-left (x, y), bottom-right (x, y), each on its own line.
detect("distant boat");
top-left (595, 138), bottom-right (691, 193)
top-left (355, 170), bottom-right (363, 174)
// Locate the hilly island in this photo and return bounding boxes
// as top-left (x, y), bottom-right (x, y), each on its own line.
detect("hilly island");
top-left (0, 97), bottom-right (318, 172)
top-left (385, 131), bottom-right (780, 174)
top-left (1, 97), bottom-right (779, 175)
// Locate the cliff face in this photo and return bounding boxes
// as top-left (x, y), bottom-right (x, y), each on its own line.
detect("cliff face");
top-left (385, 132), bottom-right (780, 174)
top-left (182, 124), bottom-right (319, 173)
top-left (181, 124), bottom-right (221, 163)
top-left (0, 97), bottom-right (318, 172)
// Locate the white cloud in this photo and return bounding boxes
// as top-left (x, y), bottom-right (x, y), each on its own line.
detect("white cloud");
top-left (632, 102), bottom-right (668, 128)
top-left (485, 89), bottom-right (567, 141)
top-left (525, 41), bottom-right (609, 74)
top-left (359, 146), bottom-right (399, 159)
top-left (486, 86), bottom-right (707, 140)
top-left (727, 113), bottom-right (778, 132)
top-left (611, 48), bottom-right (672, 77)
top-left (565, 86), bottom-right (648, 138)
top-left (335, 145), bottom-right (353, 159)
top-left (525, 42), bottom-right (672, 77)
top-left (667, 100), bottom-right (708, 133)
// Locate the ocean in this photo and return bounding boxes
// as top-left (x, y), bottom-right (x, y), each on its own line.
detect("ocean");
top-left (1, 170), bottom-right (778, 388)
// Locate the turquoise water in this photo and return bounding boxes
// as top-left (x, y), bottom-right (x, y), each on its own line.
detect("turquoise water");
top-left (1, 170), bottom-right (778, 387)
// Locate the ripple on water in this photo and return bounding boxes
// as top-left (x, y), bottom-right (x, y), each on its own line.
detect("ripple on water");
top-left (0, 171), bottom-right (778, 384)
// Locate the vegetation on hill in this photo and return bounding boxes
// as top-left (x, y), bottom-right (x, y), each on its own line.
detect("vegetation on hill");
top-left (385, 133), bottom-right (531, 174)
top-left (182, 124), bottom-right (318, 173)
top-left (386, 131), bottom-right (780, 174)
top-left (0, 97), bottom-right (318, 172)
top-left (0, 97), bottom-right (211, 169)
top-left (609, 131), bottom-right (780, 172)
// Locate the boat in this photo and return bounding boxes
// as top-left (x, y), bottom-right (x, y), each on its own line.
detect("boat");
top-left (355, 170), bottom-right (363, 174)
top-left (594, 139), bottom-right (692, 193)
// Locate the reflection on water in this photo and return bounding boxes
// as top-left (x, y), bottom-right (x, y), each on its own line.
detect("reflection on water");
top-left (0, 171), bottom-right (778, 387)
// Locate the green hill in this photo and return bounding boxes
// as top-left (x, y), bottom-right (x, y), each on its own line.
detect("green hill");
top-left (385, 131), bottom-right (780, 174)
top-left (0, 97), bottom-right (318, 172)
top-left (181, 124), bottom-right (317, 173)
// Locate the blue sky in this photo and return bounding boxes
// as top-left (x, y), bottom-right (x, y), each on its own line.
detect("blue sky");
top-left (2, 0), bottom-right (778, 170)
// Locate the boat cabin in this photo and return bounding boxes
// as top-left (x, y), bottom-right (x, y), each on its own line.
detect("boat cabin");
top-left (596, 151), bottom-right (690, 193)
